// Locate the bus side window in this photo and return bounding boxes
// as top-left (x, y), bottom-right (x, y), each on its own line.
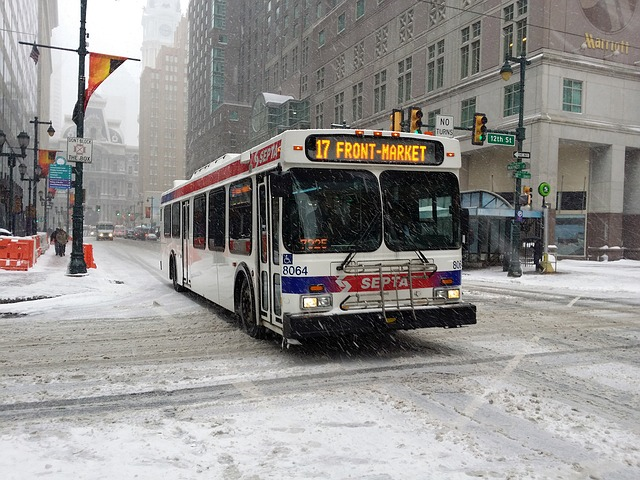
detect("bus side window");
top-left (229, 179), bottom-right (252, 255)
top-left (193, 194), bottom-right (206, 249)
top-left (208, 188), bottom-right (225, 251)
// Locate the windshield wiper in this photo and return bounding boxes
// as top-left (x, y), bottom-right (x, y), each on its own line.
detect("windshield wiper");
top-left (337, 251), bottom-right (357, 271)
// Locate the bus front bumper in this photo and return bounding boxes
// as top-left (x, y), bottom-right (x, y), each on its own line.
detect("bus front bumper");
top-left (282, 302), bottom-right (477, 340)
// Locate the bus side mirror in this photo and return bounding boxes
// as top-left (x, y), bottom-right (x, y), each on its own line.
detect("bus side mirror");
top-left (270, 171), bottom-right (291, 197)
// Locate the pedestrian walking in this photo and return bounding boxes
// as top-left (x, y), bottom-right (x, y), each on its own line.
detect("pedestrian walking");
top-left (55, 228), bottom-right (69, 256)
top-left (533, 238), bottom-right (543, 273)
top-left (51, 228), bottom-right (60, 256)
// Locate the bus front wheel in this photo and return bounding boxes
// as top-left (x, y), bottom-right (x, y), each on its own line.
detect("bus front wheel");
top-left (238, 276), bottom-right (266, 339)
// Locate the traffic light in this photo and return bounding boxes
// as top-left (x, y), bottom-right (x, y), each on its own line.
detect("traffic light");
top-left (116, 210), bottom-right (121, 217)
top-left (389, 109), bottom-right (403, 132)
top-left (519, 186), bottom-right (532, 206)
top-left (96, 205), bottom-right (101, 212)
top-left (409, 107), bottom-right (423, 133)
top-left (472, 113), bottom-right (487, 145)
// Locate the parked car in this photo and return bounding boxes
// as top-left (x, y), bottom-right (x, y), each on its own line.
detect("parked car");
top-left (0, 228), bottom-right (12, 236)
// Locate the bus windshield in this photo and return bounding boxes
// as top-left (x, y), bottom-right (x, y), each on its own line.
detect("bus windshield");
top-left (283, 168), bottom-right (381, 253)
top-left (282, 169), bottom-right (460, 254)
top-left (381, 171), bottom-right (460, 251)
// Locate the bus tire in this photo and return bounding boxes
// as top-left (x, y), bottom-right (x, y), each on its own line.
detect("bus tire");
top-left (171, 255), bottom-right (185, 292)
top-left (238, 275), bottom-right (266, 339)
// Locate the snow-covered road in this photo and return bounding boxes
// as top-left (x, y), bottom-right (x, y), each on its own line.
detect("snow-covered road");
top-left (0, 241), bottom-right (638, 479)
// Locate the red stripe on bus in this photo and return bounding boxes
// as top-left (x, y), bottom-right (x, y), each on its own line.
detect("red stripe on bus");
top-left (165, 160), bottom-right (250, 202)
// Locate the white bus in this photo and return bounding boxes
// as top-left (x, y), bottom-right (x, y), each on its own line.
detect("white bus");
top-left (160, 128), bottom-right (476, 344)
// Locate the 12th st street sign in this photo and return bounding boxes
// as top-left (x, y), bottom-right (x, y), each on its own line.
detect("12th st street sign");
top-left (487, 133), bottom-right (515, 146)
top-left (67, 137), bottom-right (93, 163)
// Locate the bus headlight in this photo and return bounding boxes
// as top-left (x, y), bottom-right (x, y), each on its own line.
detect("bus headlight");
top-left (434, 288), bottom-right (461, 301)
top-left (301, 295), bottom-right (332, 310)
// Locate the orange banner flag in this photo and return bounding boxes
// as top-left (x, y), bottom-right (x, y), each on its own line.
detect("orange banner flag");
top-left (84, 52), bottom-right (127, 110)
top-left (38, 150), bottom-right (57, 177)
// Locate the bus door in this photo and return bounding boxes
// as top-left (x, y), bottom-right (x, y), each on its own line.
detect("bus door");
top-left (181, 200), bottom-right (190, 287)
top-left (258, 180), bottom-right (282, 327)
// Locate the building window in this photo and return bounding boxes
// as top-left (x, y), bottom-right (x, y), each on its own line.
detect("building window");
top-left (356, 0), bottom-right (365, 19)
top-left (461, 21), bottom-right (481, 78)
top-left (301, 74), bottom-right (308, 95)
top-left (352, 82), bottom-right (363, 120)
top-left (373, 70), bottom-right (387, 113)
top-left (397, 56), bottom-right (412, 103)
top-left (563, 79), bottom-right (582, 113)
top-left (318, 29), bottom-right (325, 47)
top-left (316, 66), bottom-right (325, 91)
top-left (504, 83), bottom-right (520, 116)
top-left (503, 0), bottom-right (527, 59)
top-left (212, 0), bottom-right (227, 29)
top-left (427, 40), bottom-right (444, 92)
top-left (461, 97), bottom-right (476, 128)
top-left (427, 109), bottom-right (441, 129)
top-left (302, 37), bottom-right (309, 66)
top-left (315, 102), bottom-right (324, 128)
top-left (337, 12), bottom-right (346, 33)
top-left (334, 92), bottom-right (345, 124)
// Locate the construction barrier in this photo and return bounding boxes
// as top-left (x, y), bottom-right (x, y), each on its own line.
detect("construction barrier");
top-left (83, 243), bottom-right (97, 269)
top-left (0, 237), bottom-right (36, 271)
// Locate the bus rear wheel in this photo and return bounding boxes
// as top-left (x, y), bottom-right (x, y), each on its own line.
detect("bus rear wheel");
top-left (239, 276), bottom-right (266, 339)
top-left (171, 256), bottom-right (185, 292)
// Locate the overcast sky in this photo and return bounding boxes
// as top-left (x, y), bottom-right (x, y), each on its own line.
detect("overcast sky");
top-left (52, 0), bottom-right (189, 144)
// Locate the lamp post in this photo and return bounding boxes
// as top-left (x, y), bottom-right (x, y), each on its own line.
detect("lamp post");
top-left (68, 0), bottom-right (88, 274)
top-left (0, 130), bottom-right (30, 233)
top-left (18, 162), bottom-right (42, 235)
top-left (500, 54), bottom-right (531, 278)
top-left (147, 196), bottom-right (154, 228)
top-left (39, 190), bottom-right (54, 234)
top-left (29, 117), bottom-right (55, 235)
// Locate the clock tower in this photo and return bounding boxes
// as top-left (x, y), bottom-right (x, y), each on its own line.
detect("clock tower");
top-left (141, 0), bottom-right (182, 69)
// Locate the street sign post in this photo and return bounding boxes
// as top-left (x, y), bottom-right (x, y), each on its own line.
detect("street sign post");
top-left (514, 170), bottom-right (532, 179)
top-left (487, 133), bottom-right (515, 146)
top-left (435, 115), bottom-right (454, 137)
top-left (538, 182), bottom-right (551, 197)
top-left (507, 161), bottom-right (529, 170)
top-left (67, 137), bottom-right (93, 163)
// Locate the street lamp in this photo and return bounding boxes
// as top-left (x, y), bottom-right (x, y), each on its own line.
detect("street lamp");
top-left (18, 162), bottom-right (42, 235)
top-left (39, 190), bottom-right (55, 234)
top-left (30, 116), bottom-right (55, 235)
top-left (0, 130), bottom-right (30, 233)
top-left (500, 54), bottom-right (531, 278)
top-left (147, 196), bottom-right (154, 228)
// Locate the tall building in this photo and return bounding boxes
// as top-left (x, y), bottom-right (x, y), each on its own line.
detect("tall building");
top-left (185, 0), bottom-right (640, 261)
top-left (141, 0), bottom-right (183, 69)
top-left (139, 15), bottom-right (188, 224)
top-left (0, 0), bottom-right (57, 234)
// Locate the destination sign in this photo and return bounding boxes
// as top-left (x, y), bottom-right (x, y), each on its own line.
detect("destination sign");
top-left (306, 135), bottom-right (444, 165)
